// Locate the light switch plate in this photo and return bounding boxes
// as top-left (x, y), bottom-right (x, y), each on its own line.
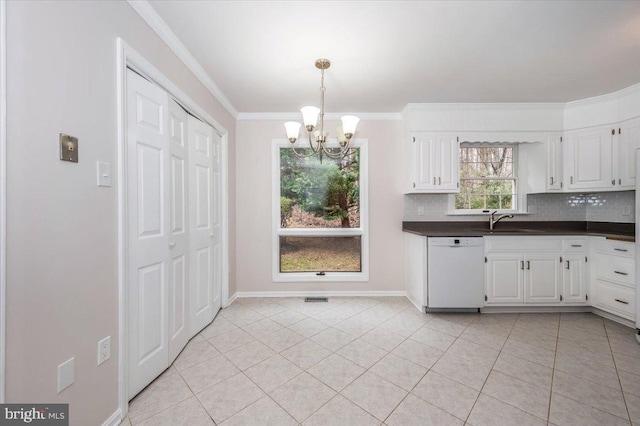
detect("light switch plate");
top-left (57, 357), bottom-right (75, 393)
top-left (97, 161), bottom-right (111, 187)
top-left (60, 134), bottom-right (78, 162)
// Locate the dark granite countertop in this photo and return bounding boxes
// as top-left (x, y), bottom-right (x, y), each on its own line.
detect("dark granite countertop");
top-left (402, 221), bottom-right (635, 242)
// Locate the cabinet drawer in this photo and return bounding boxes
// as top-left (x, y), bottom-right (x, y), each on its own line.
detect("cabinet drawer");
top-left (595, 240), bottom-right (635, 258)
top-left (595, 254), bottom-right (635, 287)
top-left (563, 239), bottom-right (588, 252)
top-left (593, 280), bottom-right (636, 321)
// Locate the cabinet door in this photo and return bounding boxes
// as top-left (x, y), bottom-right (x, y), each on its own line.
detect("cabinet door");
top-left (546, 134), bottom-right (563, 191)
top-left (562, 254), bottom-right (588, 304)
top-left (564, 127), bottom-right (612, 190)
top-left (412, 133), bottom-right (436, 191)
top-left (434, 133), bottom-right (459, 192)
top-left (486, 254), bottom-right (524, 304)
top-left (524, 254), bottom-right (562, 303)
top-left (615, 117), bottom-right (640, 188)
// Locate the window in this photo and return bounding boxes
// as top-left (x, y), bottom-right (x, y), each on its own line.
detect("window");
top-left (272, 139), bottom-right (368, 281)
top-left (455, 144), bottom-right (517, 212)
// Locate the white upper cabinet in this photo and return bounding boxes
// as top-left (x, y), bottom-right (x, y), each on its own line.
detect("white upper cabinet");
top-left (613, 116), bottom-right (640, 188)
top-left (406, 132), bottom-right (459, 193)
top-left (546, 133), bottom-right (563, 191)
top-left (564, 126), bottom-right (613, 190)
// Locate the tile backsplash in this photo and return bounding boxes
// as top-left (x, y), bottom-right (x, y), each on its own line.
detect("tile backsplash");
top-left (404, 191), bottom-right (635, 223)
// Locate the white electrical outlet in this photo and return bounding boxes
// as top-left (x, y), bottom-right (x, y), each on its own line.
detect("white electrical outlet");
top-left (98, 336), bottom-right (111, 365)
top-left (622, 206), bottom-right (631, 216)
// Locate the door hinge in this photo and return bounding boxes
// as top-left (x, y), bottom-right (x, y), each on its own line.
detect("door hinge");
top-left (484, 295), bottom-right (488, 301)
top-left (560, 295), bottom-right (563, 301)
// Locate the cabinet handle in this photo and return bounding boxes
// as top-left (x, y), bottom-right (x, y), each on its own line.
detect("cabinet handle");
top-left (413, 182), bottom-right (416, 188)
top-left (550, 177), bottom-right (554, 185)
top-left (433, 177), bottom-right (436, 185)
top-left (438, 177), bottom-right (441, 185)
top-left (614, 271), bottom-right (628, 276)
top-left (565, 260), bottom-right (570, 269)
top-left (614, 298), bottom-right (629, 305)
top-left (570, 176), bottom-right (574, 184)
top-left (520, 261), bottom-right (524, 270)
top-left (526, 261), bottom-right (530, 270)
top-left (612, 179), bottom-right (616, 185)
top-left (571, 244), bottom-right (582, 247)
top-left (614, 248), bottom-right (628, 252)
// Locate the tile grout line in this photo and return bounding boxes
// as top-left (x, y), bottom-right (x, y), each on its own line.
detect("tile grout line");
top-left (546, 312), bottom-right (561, 424)
top-left (603, 319), bottom-right (634, 424)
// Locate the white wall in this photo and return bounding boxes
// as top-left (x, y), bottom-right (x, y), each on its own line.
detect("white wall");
top-left (235, 119), bottom-right (405, 293)
top-left (6, 1), bottom-right (235, 424)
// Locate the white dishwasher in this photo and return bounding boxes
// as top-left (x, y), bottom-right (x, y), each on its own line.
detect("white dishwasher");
top-left (427, 237), bottom-right (484, 310)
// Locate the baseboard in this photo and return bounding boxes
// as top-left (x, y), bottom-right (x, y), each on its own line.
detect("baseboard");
top-left (101, 408), bottom-right (122, 426)
top-left (225, 292), bottom-right (238, 307)
top-left (234, 291), bottom-right (407, 298)
top-left (481, 306), bottom-right (591, 314)
top-left (405, 293), bottom-right (424, 312)
top-left (590, 307), bottom-right (636, 328)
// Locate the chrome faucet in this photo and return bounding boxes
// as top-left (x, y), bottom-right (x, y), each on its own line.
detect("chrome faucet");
top-left (489, 211), bottom-right (514, 230)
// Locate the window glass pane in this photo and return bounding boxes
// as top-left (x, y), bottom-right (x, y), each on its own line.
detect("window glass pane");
top-left (280, 148), bottom-right (360, 228)
top-left (279, 236), bottom-right (362, 272)
top-left (457, 145), bottom-right (516, 210)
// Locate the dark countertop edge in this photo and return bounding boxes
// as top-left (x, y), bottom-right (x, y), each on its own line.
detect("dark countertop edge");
top-left (402, 221), bottom-right (635, 242)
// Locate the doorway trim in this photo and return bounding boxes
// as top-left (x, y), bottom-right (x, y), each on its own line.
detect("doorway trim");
top-left (0, 0), bottom-right (7, 404)
top-left (116, 38), bottom-right (229, 417)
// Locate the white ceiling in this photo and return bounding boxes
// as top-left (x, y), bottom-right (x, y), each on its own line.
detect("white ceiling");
top-left (147, 0), bottom-right (640, 114)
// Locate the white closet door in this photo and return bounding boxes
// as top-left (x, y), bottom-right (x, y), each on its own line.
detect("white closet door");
top-left (188, 117), bottom-right (220, 336)
top-left (167, 100), bottom-right (190, 363)
top-left (126, 70), bottom-right (170, 398)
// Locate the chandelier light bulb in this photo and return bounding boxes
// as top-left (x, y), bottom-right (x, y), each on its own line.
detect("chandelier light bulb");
top-left (301, 106), bottom-right (320, 131)
top-left (341, 115), bottom-right (360, 138)
top-left (284, 121), bottom-right (301, 143)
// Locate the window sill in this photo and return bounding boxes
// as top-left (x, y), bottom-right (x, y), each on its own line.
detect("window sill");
top-left (273, 272), bottom-right (369, 282)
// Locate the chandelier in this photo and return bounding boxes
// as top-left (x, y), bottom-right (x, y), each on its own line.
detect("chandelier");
top-left (284, 58), bottom-right (360, 160)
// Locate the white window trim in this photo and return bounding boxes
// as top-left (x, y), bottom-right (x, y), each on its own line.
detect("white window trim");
top-left (272, 138), bottom-right (369, 282)
top-left (450, 143), bottom-right (521, 215)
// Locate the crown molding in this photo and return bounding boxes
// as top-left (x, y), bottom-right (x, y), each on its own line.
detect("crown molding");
top-left (236, 112), bottom-right (402, 121)
top-left (565, 82), bottom-right (640, 108)
top-left (127, 0), bottom-right (239, 118)
top-left (403, 102), bottom-right (565, 114)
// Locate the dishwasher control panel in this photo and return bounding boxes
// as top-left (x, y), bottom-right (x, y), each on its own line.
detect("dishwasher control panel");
top-left (428, 237), bottom-right (484, 247)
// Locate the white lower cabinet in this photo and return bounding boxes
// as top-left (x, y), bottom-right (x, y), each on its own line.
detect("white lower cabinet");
top-left (592, 239), bottom-right (636, 321)
top-left (485, 236), bottom-right (588, 306)
top-left (562, 254), bottom-right (589, 304)
top-left (486, 254), bottom-right (524, 304)
top-left (525, 254), bottom-right (562, 303)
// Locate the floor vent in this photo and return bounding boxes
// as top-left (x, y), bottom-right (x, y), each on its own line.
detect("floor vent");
top-left (305, 297), bottom-right (328, 303)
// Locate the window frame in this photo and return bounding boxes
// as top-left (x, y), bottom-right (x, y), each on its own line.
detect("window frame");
top-left (453, 143), bottom-right (519, 214)
top-left (271, 138), bottom-right (369, 282)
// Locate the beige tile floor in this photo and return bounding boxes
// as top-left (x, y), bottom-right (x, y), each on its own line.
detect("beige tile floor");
top-left (121, 297), bottom-right (640, 426)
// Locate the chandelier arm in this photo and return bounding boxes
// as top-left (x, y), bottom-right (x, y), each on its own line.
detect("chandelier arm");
top-left (289, 130), bottom-right (322, 158)
top-left (321, 141), bottom-right (355, 159)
